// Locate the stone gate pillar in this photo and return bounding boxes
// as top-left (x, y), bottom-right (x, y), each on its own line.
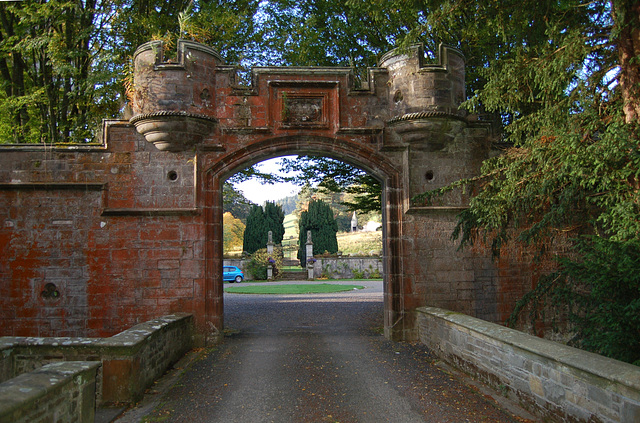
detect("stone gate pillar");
top-left (306, 231), bottom-right (314, 280)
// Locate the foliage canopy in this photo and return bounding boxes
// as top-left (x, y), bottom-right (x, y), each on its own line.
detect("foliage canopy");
top-left (223, 212), bottom-right (245, 255)
top-left (409, 1), bottom-right (640, 363)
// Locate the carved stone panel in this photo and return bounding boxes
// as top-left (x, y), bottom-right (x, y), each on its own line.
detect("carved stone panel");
top-left (268, 81), bottom-right (337, 131)
top-left (282, 96), bottom-right (324, 125)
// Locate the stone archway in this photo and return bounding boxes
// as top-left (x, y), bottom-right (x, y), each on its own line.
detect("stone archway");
top-left (1, 39), bottom-right (538, 345)
top-left (203, 135), bottom-right (404, 343)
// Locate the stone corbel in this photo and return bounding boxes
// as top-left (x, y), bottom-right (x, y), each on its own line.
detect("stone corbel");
top-left (130, 111), bottom-right (217, 152)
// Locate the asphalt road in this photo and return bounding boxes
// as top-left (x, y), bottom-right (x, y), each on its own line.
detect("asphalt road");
top-left (115, 281), bottom-right (533, 423)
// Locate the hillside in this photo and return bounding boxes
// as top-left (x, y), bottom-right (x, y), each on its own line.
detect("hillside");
top-left (283, 214), bottom-right (382, 256)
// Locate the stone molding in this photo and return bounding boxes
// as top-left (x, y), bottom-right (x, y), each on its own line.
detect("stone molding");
top-left (387, 110), bottom-right (468, 125)
top-left (129, 111), bottom-right (218, 151)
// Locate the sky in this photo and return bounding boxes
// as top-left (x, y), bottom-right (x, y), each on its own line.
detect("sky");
top-left (232, 156), bottom-right (301, 205)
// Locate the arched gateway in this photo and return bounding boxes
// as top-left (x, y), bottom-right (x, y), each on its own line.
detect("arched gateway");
top-left (0, 40), bottom-right (533, 345)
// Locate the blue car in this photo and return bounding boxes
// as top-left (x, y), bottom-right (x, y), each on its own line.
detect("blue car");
top-left (223, 266), bottom-right (244, 283)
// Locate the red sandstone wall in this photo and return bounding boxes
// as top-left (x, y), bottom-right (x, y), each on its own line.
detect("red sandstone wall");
top-left (0, 123), bottom-right (206, 338)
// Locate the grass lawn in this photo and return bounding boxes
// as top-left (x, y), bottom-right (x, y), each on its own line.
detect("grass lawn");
top-left (336, 230), bottom-right (382, 255)
top-left (283, 214), bottom-right (299, 239)
top-left (224, 283), bottom-right (364, 294)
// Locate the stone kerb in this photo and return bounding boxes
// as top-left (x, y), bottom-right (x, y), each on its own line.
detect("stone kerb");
top-left (0, 313), bottom-right (193, 406)
top-left (0, 361), bottom-right (100, 423)
top-left (417, 307), bottom-right (640, 422)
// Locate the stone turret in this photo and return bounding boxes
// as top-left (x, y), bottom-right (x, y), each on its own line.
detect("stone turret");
top-left (381, 44), bottom-right (465, 119)
top-left (382, 44), bottom-right (467, 149)
top-left (129, 39), bottom-right (222, 151)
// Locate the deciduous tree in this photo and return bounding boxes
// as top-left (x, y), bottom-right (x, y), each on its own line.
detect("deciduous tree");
top-left (279, 155), bottom-right (381, 214)
top-left (223, 182), bottom-right (255, 222)
top-left (223, 212), bottom-right (245, 255)
top-left (0, 0), bottom-right (260, 144)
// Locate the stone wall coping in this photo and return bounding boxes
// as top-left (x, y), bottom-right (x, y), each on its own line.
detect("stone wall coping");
top-left (417, 307), bottom-right (640, 395)
top-left (0, 143), bottom-right (107, 152)
top-left (378, 43), bottom-right (464, 70)
top-left (316, 256), bottom-right (383, 260)
top-left (0, 361), bottom-right (100, 417)
top-left (0, 313), bottom-right (192, 354)
top-left (133, 38), bottom-right (224, 65)
top-left (104, 313), bottom-right (192, 347)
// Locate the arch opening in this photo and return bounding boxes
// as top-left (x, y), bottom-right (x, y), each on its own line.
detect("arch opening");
top-left (203, 136), bottom-right (405, 344)
top-left (223, 155), bottom-right (382, 270)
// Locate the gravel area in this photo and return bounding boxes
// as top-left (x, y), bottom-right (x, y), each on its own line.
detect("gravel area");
top-left (115, 281), bottom-right (535, 423)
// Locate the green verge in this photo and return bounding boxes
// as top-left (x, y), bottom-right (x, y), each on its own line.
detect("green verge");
top-left (224, 283), bottom-right (364, 295)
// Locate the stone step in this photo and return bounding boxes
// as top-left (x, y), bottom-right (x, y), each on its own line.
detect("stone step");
top-left (279, 271), bottom-right (308, 281)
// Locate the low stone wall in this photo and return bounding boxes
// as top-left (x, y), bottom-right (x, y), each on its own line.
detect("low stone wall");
top-left (0, 313), bottom-right (193, 406)
top-left (223, 258), bottom-right (251, 280)
top-left (313, 257), bottom-right (382, 279)
top-left (224, 257), bottom-right (383, 281)
top-left (417, 307), bottom-right (640, 422)
top-left (0, 361), bottom-right (100, 423)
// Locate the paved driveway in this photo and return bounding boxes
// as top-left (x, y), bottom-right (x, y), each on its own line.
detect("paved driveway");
top-left (115, 281), bottom-right (533, 422)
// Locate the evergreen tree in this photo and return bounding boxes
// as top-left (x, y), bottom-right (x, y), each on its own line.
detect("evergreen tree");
top-left (263, 201), bottom-right (285, 245)
top-left (297, 199), bottom-right (338, 265)
top-left (242, 205), bottom-right (266, 255)
top-left (242, 202), bottom-right (286, 255)
top-left (405, 1), bottom-right (640, 362)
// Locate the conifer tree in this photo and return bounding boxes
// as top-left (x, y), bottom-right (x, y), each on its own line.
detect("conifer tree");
top-left (243, 202), bottom-right (285, 255)
top-left (263, 201), bottom-right (285, 245)
top-left (242, 205), bottom-right (266, 255)
top-left (297, 199), bottom-right (338, 265)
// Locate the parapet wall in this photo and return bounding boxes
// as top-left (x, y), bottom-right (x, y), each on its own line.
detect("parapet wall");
top-left (0, 361), bottom-right (100, 423)
top-left (417, 307), bottom-right (640, 422)
top-left (313, 257), bottom-right (383, 279)
top-left (223, 257), bottom-right (383, 280)
top-left (0, 313), bottom-right (193, 406)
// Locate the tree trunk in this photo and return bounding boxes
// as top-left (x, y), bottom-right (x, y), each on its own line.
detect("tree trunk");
top-left (616, 0), bottom-right (640, 124)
